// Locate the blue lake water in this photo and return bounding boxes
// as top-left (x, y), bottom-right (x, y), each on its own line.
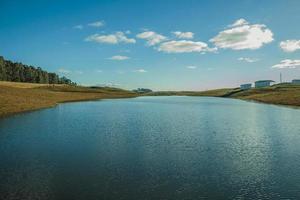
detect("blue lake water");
top-left (0, 96), bottom-right (300, 200)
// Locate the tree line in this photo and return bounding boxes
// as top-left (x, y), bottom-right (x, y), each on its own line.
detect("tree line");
top-left (0, 56), bottom-right (75, 85)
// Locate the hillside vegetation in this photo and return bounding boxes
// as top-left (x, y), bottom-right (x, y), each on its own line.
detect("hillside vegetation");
top-left (229, 84), bottom-right (300, 106)
top-left (0, 56), bottom-right (74, 84)
top-left (0, 81), bottom-right (137, 117)
top-left (148, 88), bottom-right (234, 97)
top-left (1, 81), bottom-right (299, 118)
top-left (148, 84), bottom-right (300, 107)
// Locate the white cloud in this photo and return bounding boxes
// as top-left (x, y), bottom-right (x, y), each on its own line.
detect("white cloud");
top-left (186, 66), bottom-right (197, 69)
top-left (134, 69), bottom-right (147, 73)
top-left (88, 21), bottom-right (105, 27)
top-left (158, 40), bottom-right (216, 53)
top-left (96, 83), bottom-right (121, 87)
top-left (173, 31), bottom-right (194, 39)
top-left (73, 25), bottom-right (83, 30)
top-left (271, 59), bottom-right (300, 69)
top-left (210, 19), bottom-right (274, 50)
top-left (58, 68), bottom-right (71, 74)
top-left (96, 70), bottom-right (103, 73)
top-left (85, 34), bottom-right (117, 44)
top-left (109, 55), bottom-right (130, 60)
top-left (238, 57), bottom-right (259, 63)
top-left (280, 40), bottom-right (300, 52)
top-left (229, 18), bottom-right (249, 27)
top-left (85, 31), bottom-right (136, 44)
top-left (136, 31), bottom-right (167, 46)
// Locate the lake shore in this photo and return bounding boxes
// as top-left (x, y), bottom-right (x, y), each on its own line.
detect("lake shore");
top-left (147, 84), bottom-right (300, 108)
top-left (1, 81), bottom-right (300, 118)
top-left (0, 81), bottom-right (138, 118)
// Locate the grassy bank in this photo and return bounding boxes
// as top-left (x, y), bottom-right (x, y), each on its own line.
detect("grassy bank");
top-left (1, 81), bottom-right (299, 118)
top-left (149, 84), bottom-right (300, 107)
top-left (0, 81), bottom-right (137, 118)
top-left (228, 84), bottom-right (300, 107)
top-left (147, 88), bottom-right (234, 97)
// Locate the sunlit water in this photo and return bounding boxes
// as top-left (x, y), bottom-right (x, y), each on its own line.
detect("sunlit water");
top-left (1, 96), bottom-right (300, 200)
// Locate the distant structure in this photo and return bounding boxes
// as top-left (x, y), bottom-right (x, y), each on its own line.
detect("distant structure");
top-left (240, 83), bottom-right (252, 90)
top-left (292, 79), bottom-right (300, 85)
top-left (280, 73), bottom-right (282, 83)
top-left (133, 88), bottom-right (153, 93)
top-left (255, 80), bottom-right (275, 88)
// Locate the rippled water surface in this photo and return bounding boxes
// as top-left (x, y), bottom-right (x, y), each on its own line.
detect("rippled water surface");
top-left (1, 96), bottom-right (300, 199)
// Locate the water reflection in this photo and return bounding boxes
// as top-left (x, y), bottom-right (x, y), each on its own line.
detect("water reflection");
top-left (0, 97), bottom-right (300, 199)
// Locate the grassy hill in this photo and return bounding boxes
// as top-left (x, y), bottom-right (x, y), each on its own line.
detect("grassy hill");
top-left (147, 88), bottom-right (234, 97)
top-left (148, 84), bottom-right (300, 107)
top-left (1, 81), bottom-right (299, 118)
top-left (228, 84), bottom-right (300, 106)
top-left (0, 81), bottom-right (137, 117)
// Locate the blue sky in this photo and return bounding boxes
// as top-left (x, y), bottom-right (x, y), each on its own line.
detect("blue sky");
top-left (1, 0), bottom-right (300, 90)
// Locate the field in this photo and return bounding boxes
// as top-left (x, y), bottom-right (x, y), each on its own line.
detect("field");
top-left (148, 88), bottom-right (234, 97)
top-left (0, 81), bottom-right (137, 117)
top-left (149, 84), bottom-right (300, 107)
top-left (229, 84), bottom-right (300, 106)
top-left (1, 81), bottom-right (300, 118)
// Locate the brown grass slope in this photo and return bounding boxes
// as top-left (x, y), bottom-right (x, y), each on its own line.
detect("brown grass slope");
top-left (228, 84), bottom-right (300, 106)
top-left (184, 84), bottom-right (300, 107)
top-left (147, 84), bottom-right (300, 107)
top-left (147, 88), bottom-right (234, 97)
top-left (0, 81), bottom-right (137, 118)
top-left (1, 81), bottom-right (299, 118)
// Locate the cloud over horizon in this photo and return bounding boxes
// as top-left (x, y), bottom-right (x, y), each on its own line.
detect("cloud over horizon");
top-left (88, 20), bottom-right (105, 27)
top-left (186, 66), bottom-right (197, 69)
top-left (173, 31), bottom-right (194, 39)
top-left (85, 31), bottom-right (136, 44)
top-left (271, 59), bottom-right (300, 69)
top-left (136, 31), bottom-right (167, 46)
top-left (73, 25), bottom-right (83, 30)
top-left (238, 57), bottom-right (259, 63)
top-left (280, 40), bottom-right (300, 52)
top-left (134, 69), bottom-right (147, 73)
top-left (58, 68), bottom-right (71, 74)
top-left (158, 40), bottom-right (216, 53)
top-left (229, 18), bottom-right (249, 27)
top-left (109, 55), bottom-right (130, 60)
top-left (210, 19), bottom-right (274, 50)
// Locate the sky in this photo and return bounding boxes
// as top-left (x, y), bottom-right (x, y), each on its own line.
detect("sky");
top-left (1, 0), bottom-right (300, 91)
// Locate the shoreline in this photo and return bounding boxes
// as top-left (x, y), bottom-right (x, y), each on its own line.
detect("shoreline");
top-left (0, 95), bottom-right (139, 119)
top-left (1, 82), bottom-right (300, 119)
top-left (0, 82), bottom-right (138, 118)
top-left (1, 93), bottom-right (299, 119)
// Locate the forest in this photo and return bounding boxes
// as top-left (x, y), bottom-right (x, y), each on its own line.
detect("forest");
top-left (0, 56), bottom-right (75, 85)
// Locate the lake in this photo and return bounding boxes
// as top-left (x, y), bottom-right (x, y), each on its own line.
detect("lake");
top-left (0, 96), bottom-right (300, 200)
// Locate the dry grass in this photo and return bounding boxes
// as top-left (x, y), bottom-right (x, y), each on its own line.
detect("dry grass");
top-left (147, 88), bottom-right (234, 97)
top-left (1, 81), bottom-right (299, 118)
top-left (147, 84), bottom-right (300, 107)
top-left (0, 81), bottom-right (61, 88)
top-left (0, 81), bottom-right (137, 117)
top-left (230, 84), bottom-right (300, 106)
top-left (184, 84), bottom-right (300, 107)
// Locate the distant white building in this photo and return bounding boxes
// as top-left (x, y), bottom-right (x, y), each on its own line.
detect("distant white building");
top-left (292, 79), bottom-right (300, 84)
top-left (240, 83), bottom-right (252, 90)
top-left (255, 80), bottom-right (275, 88)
